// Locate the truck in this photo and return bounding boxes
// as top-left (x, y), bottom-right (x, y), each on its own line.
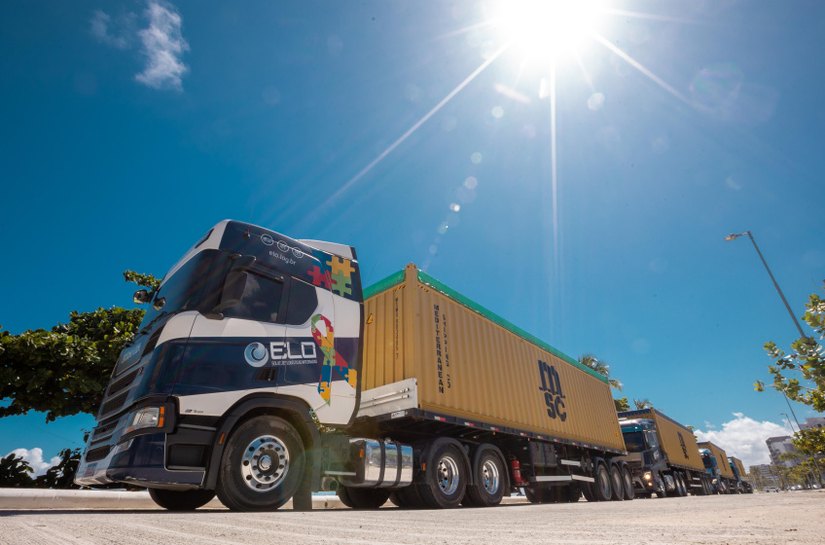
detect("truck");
top-left (75, 220), bottom-right (633, 511)
top-left (728, 456), bottom-right (753, 494)
top-left (698, 441), bottom-right (737, 494)
top-left (617, 408), bottom-right (713, 497)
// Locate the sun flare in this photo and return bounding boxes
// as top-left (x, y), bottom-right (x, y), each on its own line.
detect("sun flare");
top-left (489, 0), bottom-right (604, 64)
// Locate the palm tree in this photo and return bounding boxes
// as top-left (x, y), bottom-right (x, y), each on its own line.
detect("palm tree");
top-left (633, 398), bottom-right (652, 410)
top-left (579, 354), bottom-right (622, 391)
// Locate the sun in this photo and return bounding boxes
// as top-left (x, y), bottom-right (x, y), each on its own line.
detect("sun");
top-left (488, 0), bottom-right (605, 65)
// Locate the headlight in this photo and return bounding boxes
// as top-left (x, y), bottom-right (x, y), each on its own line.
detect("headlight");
top-left (712, 478), bottom-right (718, 484)
top-left (124, 406), bottom-right (165, 435)
top-left (643, 471), bottom-right (653, 481)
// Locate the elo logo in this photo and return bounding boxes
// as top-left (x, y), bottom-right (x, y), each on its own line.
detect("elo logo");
top-left (260, 234), bottom-right (275, 246)
top-left (244, 342), bottom-right (269, 367)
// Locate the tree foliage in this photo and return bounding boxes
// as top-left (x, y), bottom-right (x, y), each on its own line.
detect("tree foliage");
top-left (579, 354), bottom-right (623, 391)
top-left (0, 271), bottom-right (159, 422)
top-left (633, 398), bottom-right (652, 410)
top-left (0, 452), bottom-right (34, 487)
top-left (613, 397), bottom-right (630, 412)
top-left (33, 448), bottom-right (81, 489)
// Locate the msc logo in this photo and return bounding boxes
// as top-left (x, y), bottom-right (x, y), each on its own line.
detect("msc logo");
top-left (537, 359), bottom-right (567, 421)
top-left (244, 340), bottom-right (318, 367)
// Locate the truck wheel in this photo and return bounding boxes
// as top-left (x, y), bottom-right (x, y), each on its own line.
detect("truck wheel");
top-left (525, 485), bottom-right (548, 504)
top-left (563, 485), bottom-right (581, 502)
top-left (417, 443), bottom-right (467, 508)
top-left (621, 466), bottom-right (635, 500)
top-left (675, 474), bottom-right (687, 497)
top-left (337, 486), bottom-right (391, 509)
top-left (464, 448), bottom-right (505, 507)
top-left (390, 485), bottom-right (425, 509)
top-left (654, 473), bottom-right (668, 498)
top-left (609, 464), bottom-right (624, 501)
top-left (581, 482), bottom-right (596, 502)
top-left (593, 461), bottom-right (612, 501)
top-left (148, 488), bottom-right (216, 511)
top-left (216, 415), bottom-right (304, 511)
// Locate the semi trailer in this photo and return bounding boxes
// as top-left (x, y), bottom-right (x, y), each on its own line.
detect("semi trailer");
top-left (728, 456), bottom-right (753, 494)
top-left (617, 408), bottom-right (712, 497)
top-left (76, 220), bottom-right (633, 511)
top-left (698, 441), bottom-right (737, 494)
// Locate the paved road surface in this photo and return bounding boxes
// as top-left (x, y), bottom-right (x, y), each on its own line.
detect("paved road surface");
top-left (2, 491), bottom-right (821, 545)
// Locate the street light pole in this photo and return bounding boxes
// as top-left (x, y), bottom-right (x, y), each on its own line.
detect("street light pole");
top-left (725, 229), bottom-right (804, 430)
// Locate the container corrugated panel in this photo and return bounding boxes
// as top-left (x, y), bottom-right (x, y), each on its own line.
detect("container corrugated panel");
top-left (619, 408), bottom-right (705, 472)
top-left (730, 456), bottom-right (747, 479)
top-left (362, 265), bottom-right (625, 453)
top-left (698, 441), bottom-right (735, 479)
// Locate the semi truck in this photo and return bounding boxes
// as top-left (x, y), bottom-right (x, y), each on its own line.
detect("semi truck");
top-left (728, 456), bottom-right (753, 494)
top-left (617, 408), bottom-right (712, 497)
top-left (76, 220), bottom-right (633, 511)
top-left (698, 441), bottom-right (737, 494)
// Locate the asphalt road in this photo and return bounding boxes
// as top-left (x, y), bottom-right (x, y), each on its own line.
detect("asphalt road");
top-left (1, 491), bottom-right (821, 545)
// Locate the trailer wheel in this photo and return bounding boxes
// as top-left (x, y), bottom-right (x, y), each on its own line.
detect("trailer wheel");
top-left (593, 461), bottom-right (613, 501)
top-left (621, 466), bottom-right (635, 500)
top-left (464, 447), bottom-right (505, 507)
top-left (216, 415), bottom-right (304, 511)
top-left (417, 443), bottom-right (467, 508)
top-left (609, 464), bottom-right (624, 501)
top-left (674, 473), bottom-right (687, 497)
top-left (148, 488), bottom-right (216, 511)
top-left (654, 473), bottom-right (668, 498)
top-left (337, 486), bottom-right (391, 509)
top-left (581, 482), bottom-right (596, 502)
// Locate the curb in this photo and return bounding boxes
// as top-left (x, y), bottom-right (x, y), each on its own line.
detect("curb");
top-left (0, 489), bottom-right (530, 510)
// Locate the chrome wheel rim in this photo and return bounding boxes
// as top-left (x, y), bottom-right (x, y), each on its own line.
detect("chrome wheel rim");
top-left (437, 455), bottom-right (460, 496)
top-left (241, 435), bottom-right (289, 492)
top-left (481, 459), bottom-right (500, 495)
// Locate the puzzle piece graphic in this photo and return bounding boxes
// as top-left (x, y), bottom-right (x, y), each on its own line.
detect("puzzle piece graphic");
top-left (330, 270), bottom-right (352, 296)
top-left (346, 368), bottom-right (358, 388)
top-left (307, 265), bottom-right (332, 289)
top-left (327, 256), bottom-right (354, 278)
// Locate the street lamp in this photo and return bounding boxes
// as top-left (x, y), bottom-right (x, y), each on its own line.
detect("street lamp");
top-left (725, 229), bottom-right (805, 429)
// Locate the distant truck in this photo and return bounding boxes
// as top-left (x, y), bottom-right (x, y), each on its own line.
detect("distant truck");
top-left (76, 220), bottom-right (633, 511)
top-left (697, 441), bottom-right (737, 494)
top-left (728, 456), bottom-right (753, 494)
top-left (617, 408), bottom-right (712, 497)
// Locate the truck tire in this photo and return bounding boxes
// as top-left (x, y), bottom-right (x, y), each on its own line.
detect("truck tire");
top-left (674, 474), bottom-right (687, 497)
top-left (621, 466), bottom-right (635, 500)
top-left (525, 485), bottom-right (549, 504)
top-left (417, 442), bottom-right (467, 508)
top-left (581, 482), bottom-right (596, 502)
top-left (216, 415), bottom-right (304, 511)
top-left (464, 447), bottom-right (505, 507)
top-left (563, 485), bottom-right (581, 502)
top-left (654, 473), bottom-right (668, 498)
top-left (148, 488), bottom-right (216, 511)
top-left (337, 486), bottom-right (391, 509)
top-left (593, 461), bottom-right (612, 501)
top-left (609, 464), bottom-right (624, 501)
top-left (390, 485), bottom-right (425, 509)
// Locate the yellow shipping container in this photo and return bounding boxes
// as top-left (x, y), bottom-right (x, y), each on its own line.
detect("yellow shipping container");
top-left (361, 265), bottom-right (625, 454)
top-left (619, 408), bottom-right (705, 472)
top-left (698, 441), bottom-right (735, 479)
top-left (730, 456), bottom-right (747, 479)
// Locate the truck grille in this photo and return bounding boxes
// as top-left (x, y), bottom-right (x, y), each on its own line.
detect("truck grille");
top-left (97, 368), bottom-right (140, 419)
top-left (85, 445), bottom-right (111, 463)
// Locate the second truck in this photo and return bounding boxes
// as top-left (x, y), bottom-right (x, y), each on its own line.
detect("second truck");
top-left (76, 220), bottom-right (634, 510)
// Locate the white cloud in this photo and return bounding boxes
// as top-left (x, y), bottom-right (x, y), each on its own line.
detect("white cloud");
top-left (90, 10), bottom-right (132, 49)
top-left (135, 1), bottom-right (189, 91)
top-left (8, 448), bottom-right (61, 477)
top-left (694, 412), bottom-right (792, 470)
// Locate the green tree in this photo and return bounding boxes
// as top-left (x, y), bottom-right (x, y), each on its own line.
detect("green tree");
top-left (0, 271), bottom-right (158, 421)
top-left (579, 354), bottom-right (623, 390)
top-left (33, 448), bottom-right (81, 489)
top-left (613, 397), bottom-right (630, 412)
top-left (0, 452), bottom-right (34, 488)
top-left (633, 398), bottom-right (652, 410)
top-left (758, 285), bottom-right (825, 457)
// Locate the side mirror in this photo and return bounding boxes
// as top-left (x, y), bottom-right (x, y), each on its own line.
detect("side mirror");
top-left (133, 289), bottom-right (153, 304)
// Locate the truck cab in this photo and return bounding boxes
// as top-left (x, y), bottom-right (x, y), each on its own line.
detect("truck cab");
top-left (75, 220), bottom-right (405, 510)
top-left (618, 419), bottom-right (674, 497)
top-left (699, 448), bottom-right (727, 494)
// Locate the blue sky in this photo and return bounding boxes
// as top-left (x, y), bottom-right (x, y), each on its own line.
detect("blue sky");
top-left (1, 0), bottom-right (823, 470)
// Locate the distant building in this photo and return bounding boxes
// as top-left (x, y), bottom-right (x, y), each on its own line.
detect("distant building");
top-left (800, 417), bottom-right (825, 430)
top-left (749, 464), bottom-right (781, 488)
top-left (766, 436), bottom-right (797, 467)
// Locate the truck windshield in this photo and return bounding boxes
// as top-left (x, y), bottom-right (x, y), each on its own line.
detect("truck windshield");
top-left (138, 249), bottom-right (228, 333)
top-left (623, 431), bottom-right (646, 452)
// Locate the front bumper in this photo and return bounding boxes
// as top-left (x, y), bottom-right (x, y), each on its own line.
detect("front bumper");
top-left (75, 399), bottom-right (207, 490)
